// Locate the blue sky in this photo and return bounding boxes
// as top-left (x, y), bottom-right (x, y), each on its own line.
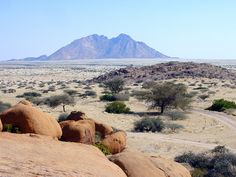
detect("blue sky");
top-left (0, 0), bottom-right (236, 60)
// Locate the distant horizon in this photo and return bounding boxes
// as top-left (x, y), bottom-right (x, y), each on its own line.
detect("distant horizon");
top-left (1, 1), bottom-right (236, 60)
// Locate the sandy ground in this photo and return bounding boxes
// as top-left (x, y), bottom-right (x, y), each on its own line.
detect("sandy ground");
top-left (0, 61), bottom-right (236, 160)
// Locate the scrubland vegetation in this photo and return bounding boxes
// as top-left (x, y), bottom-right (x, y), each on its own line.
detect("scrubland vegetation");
top-left (175, 146), bottom-right (236, 177)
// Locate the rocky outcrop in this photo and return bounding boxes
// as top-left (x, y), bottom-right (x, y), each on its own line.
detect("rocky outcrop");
top-left (67, 111), bottom-right (88, 121)
top-left (102, 131), bottom-right (126, 154)
top-left (60, 111), bottom-right (125, 153)
top-left (60, 120), bottom-right (95, 144)
top-left (0, 133), bottom-right (127, 177)
top-left (0, 101), bottom-right (62, 138)
top-left (109, 151), bottom-right (191, 177)
top-left (92, 62), bottom-right (236, 83)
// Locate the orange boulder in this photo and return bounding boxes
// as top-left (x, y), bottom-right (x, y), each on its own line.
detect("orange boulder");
top-left (109, 151), bottom-right (191, 177)
top-left (102, 131), bottom-right (126, 154)
top-left (66, 111), bottom-right (88, 121)
top-left (60, 119), bottom-right (95, 144)
top-left (0, 101), bottom-right (62, 138)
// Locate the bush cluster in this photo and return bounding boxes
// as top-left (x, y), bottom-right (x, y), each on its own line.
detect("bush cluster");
top-left (134, 117), bottom-right (164, 132)
top-left (100, 94), bottom-right (116, 101)
top-left (105, 101), bottom-right (130, 114)
top-left (208, 99), bottom-right (236, 112)
top-left (175, 146), bottom-right (236, 177)
top-left (3, 124), bottom-right (21, 133)
top-left (94, 143), bottom-right (111, 155)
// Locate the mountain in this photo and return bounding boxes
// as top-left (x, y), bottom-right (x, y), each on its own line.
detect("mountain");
top-left (9, 55), bottom-right (48, 61)
top-left (47, 34), bottom-right (169, 60)
top-left (9, 34), bottom-right (170, 61)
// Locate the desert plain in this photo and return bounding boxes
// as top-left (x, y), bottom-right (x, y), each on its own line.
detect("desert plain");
top-left (0, 58), bottom-right (236, 159)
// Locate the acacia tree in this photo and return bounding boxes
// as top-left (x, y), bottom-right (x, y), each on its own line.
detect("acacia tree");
top-left (135, 82), bottom-right (191, 113)
top-left (104, 78), bottom-right (125, 94)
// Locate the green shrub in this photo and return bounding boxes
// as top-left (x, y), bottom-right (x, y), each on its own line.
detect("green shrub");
top-left (105, 101), bottom-right (130, 114)
top-left (0, 102), bottom-right (11, 113)
top-left (3, 124), bottom-right (13, 132)
top-left (208, 99), bottom-right (236, 112)
top-left (134, 117), bottom-right (164, 132)
top-left (191, 168), bottom-right (206, 177)
top-left (164, 111), bottom-right (187, 120)
top-left (3, 124), bottom-right (21, 133)
top-left (100, 94), bottom-right (116, 101)
top-left (94, 143), bottom-right (111, 155)
top-left (58, 113), bottom-right (69, 122)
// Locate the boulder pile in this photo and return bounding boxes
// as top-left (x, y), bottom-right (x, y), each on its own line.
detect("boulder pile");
top-left (59, 111), bottom-right (126, 154)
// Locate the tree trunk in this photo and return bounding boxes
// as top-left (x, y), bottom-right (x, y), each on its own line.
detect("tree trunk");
top-left (62, 104), bottom-right (66, 112)
top-left (160, 104), bottom-right (165, 114)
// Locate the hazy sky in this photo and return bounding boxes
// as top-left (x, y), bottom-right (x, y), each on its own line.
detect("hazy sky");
top-left (1, 0), bottom-right (236, 60)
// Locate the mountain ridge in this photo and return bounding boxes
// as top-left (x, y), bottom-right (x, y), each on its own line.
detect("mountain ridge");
top-left (10, 34), bottom-right (170, 61)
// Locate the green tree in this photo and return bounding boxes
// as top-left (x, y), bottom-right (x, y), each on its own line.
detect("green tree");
top-left (135, 82), bottom-right (191, 114)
